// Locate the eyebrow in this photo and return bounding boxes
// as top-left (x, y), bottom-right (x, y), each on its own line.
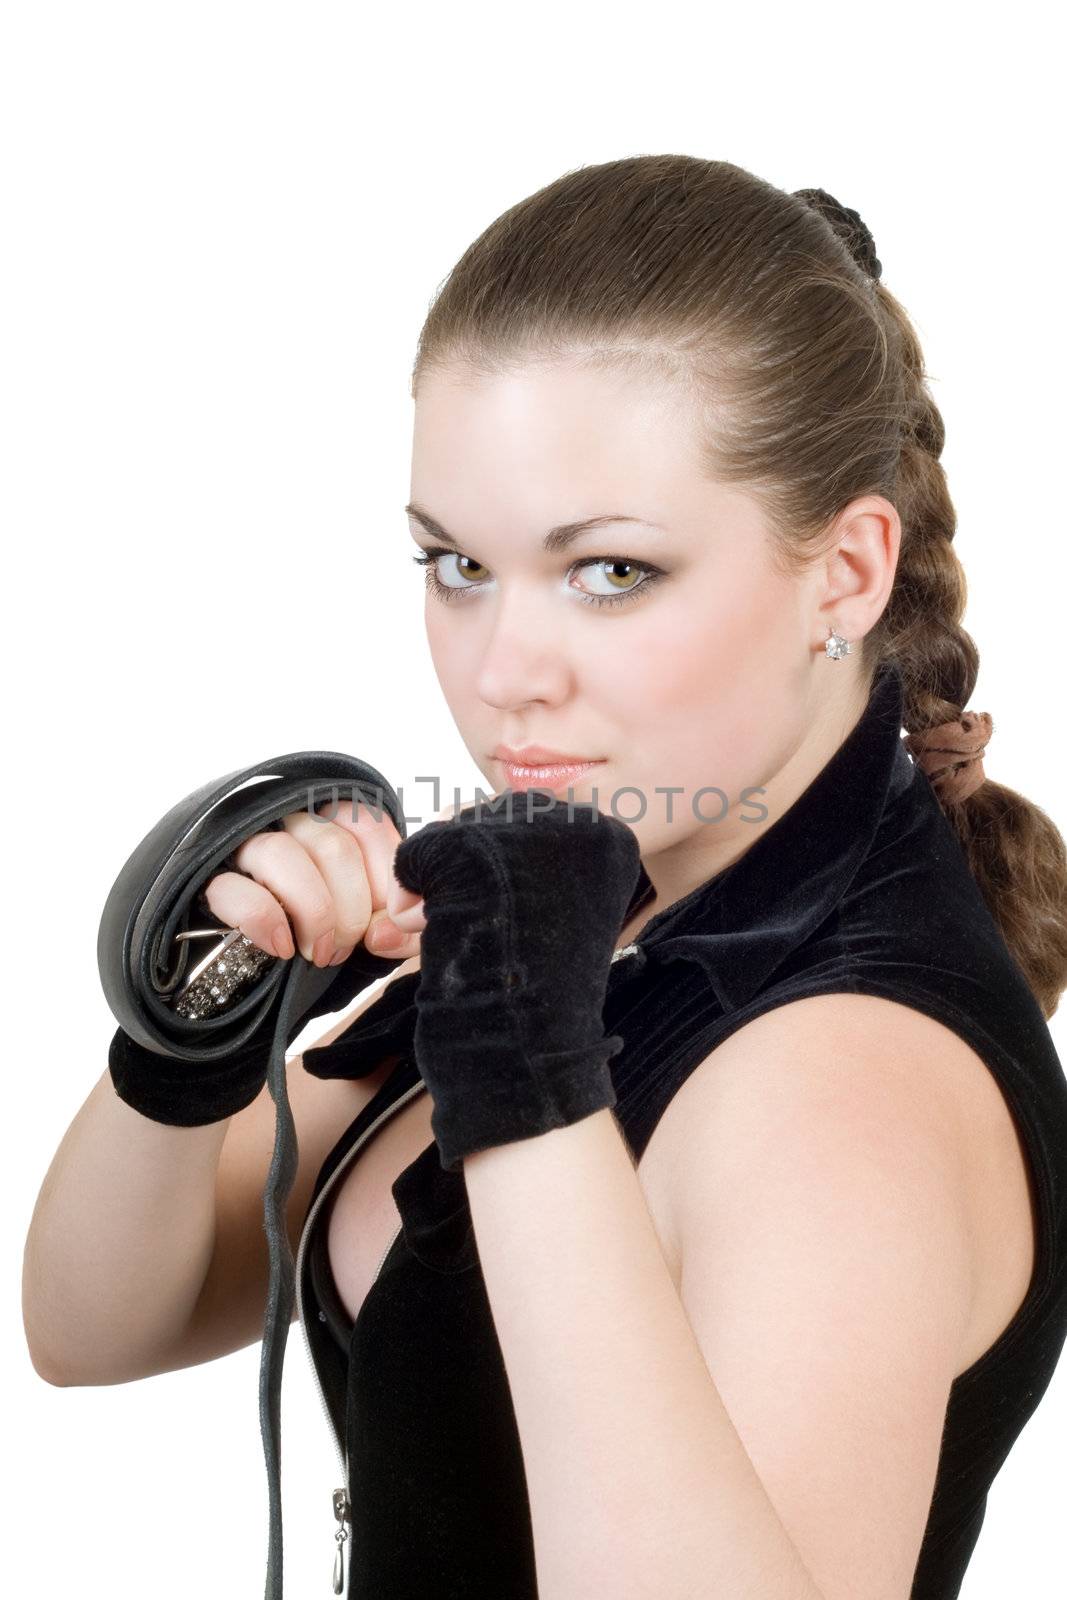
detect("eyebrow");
top-left (405, 502), bottom-right (665, 555)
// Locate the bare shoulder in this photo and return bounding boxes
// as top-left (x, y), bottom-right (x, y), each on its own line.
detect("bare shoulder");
top-left (635, 991), bottom-right (1000, 1599)
top-left (639, 990), bottom-right (1017, 1318)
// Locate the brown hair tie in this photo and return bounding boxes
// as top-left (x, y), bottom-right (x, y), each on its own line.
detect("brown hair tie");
top-left (903, 710), bottom-right (994, 805)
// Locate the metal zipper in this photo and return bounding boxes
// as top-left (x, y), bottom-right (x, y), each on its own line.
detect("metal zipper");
top-left (293, 1073), bottom-right (428, 1595)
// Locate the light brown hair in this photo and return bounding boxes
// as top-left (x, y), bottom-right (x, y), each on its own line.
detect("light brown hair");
top-left (410, 153), bottom-right (1067, 1019)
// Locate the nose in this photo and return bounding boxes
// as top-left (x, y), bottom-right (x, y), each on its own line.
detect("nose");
top-left (473, 587), bottom-right (573, 710)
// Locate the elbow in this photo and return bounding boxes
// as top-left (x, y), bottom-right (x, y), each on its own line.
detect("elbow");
top-left (23, 1307), bottom-right (80, 1387)
top-left (27, 1344), bottom-right (75, 1387)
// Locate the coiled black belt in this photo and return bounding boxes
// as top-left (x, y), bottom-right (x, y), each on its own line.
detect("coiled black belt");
top-left (96, 751), bottom-right (408, 1599)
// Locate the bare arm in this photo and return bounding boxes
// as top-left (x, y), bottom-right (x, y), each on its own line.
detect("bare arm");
top-left (22, 1065), bottom-right (233, 1386)
top-left (22, 956), bottom-right (419, 1388)
top-left (24, 792), bottom-right (421, 1387)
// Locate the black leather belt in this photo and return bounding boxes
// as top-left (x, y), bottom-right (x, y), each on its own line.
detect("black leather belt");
top-left (96, 751), bottom-right (408, 1598)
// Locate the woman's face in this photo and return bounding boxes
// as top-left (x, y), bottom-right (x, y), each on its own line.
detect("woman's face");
top-left (407, 358), bottom-right (875, 898)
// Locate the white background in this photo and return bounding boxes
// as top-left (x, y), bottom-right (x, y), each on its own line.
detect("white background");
top-left (4, 3), bottom-right (1065, 1596)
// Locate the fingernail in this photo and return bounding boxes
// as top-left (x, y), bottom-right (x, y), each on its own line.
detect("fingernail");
top-left (328, 945), bottom-right (353, 967)
top-left (369, 922), bottom-right (405, 953)
top-left (312, 931), bottom-right (335, 967)
top-left (273, 927), bottom-right (295, 959)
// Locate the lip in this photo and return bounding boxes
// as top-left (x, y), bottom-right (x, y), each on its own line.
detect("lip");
top-left (493, 744), bottom-right (605, 765)
top-left (494, 752), bottom-right (607, 796)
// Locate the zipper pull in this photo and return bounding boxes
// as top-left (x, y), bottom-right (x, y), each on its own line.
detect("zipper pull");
top-left (332, 1487), bottom-right (351, 1594)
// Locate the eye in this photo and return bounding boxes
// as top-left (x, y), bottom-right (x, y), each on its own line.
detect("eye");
top-left (411, 549), bottom-right (491, 594)
top-left (577, 558), bottom-right (649, 603)
top-left (410, 546), bottom-right (665, 610)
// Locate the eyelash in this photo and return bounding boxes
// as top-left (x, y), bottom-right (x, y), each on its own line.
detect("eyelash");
top-left (410, 544), bottom-right (666, 609)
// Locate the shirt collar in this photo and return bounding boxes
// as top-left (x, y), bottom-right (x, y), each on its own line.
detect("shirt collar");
top-left (618, 659), bottom-right (915, 1013)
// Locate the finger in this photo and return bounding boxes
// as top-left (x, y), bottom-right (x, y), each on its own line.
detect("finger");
top-left (231, 828), bottom-right (336, 965)
top-left (324, 798), bottom-right (423, 957)
top-left (314, 797), bottom-right (404, 921)
top-left (282, 809), bottom-right (372, 961)
top-left (200, 870), bottom-right (296, 961)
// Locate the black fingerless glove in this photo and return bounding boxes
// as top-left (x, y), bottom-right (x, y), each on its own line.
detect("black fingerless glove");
top-left (391, 794), bottom-right (642, 1172)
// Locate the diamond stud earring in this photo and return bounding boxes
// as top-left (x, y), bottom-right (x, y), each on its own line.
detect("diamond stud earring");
top-left (825, 625), bottom-right (851, 661)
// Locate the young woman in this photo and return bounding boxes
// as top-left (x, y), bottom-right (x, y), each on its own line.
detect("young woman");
top-left (296, 156), bottom-right (1067, 1599)
top-left (31, 154), bottom-right (1067, 1600)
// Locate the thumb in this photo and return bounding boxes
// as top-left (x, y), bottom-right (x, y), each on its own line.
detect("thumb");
top-left (376, 792), bottom-right (486, 944)
top-left (364, 906), bottom-right (422, 955)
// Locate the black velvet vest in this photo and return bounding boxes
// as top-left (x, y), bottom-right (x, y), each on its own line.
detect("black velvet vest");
top-left (297, 660), bottom-right (1067, 1599)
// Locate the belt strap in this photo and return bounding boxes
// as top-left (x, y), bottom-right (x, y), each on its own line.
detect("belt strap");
top-left (96, 750), bottom-right (408, 1598)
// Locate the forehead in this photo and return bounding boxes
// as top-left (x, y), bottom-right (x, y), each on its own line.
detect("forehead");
top-left (413, 360), bottom-right (685, 466)
top-left (410, 360), bottom-right (747, 537)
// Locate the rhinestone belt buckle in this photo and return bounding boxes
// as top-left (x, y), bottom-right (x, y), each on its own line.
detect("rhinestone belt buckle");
top-left (169, 926), bottom-right (277, 1020)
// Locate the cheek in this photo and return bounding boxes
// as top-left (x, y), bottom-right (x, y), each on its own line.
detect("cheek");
top-left (425, 606), bottom-right (474, 688)
top-left (615, 569), bottom-right (798, 709)
top-left (607, 571), bottom-right (805, 793)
